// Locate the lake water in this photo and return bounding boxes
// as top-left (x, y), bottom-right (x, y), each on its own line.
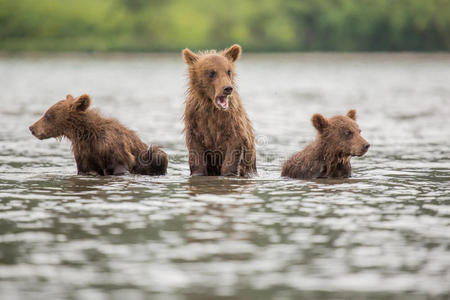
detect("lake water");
top-left (0, 53), bottom-right (449, 299)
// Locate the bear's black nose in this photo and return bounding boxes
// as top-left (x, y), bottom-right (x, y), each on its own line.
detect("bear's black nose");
top-left (29, 126), bottom-right (35, 135)
top-left (223, 86), bottom-right (233, 95)
top-left (363, 143), bottom-right (370, 150)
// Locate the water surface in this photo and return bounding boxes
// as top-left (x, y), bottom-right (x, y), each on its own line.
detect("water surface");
top-left (0, 53), bottom-right (449, 299)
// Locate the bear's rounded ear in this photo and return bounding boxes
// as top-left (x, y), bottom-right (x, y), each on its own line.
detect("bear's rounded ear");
top-left (66, 94), bottom-right (74, 101)
top-left (223, 44), bottom-right (242, 62)
top-left (182, 48), bottom-right (199, 65)
top-left (347, 109), bottom-right (357, 120)
top-left (311, 113), bottom-right (329, 133)
top-left (72, 94), bottom-right (91, 112)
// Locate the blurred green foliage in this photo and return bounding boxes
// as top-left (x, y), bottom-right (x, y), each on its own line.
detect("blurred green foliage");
top-left (0, 0), bottom-right (448, 52)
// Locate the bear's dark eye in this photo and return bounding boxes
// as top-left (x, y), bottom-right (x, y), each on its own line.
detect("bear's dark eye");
top-left (227, 70), bottom-right (231, 76)
top-left (344, 129), bottom-right (353, 137)
top-left (44, 112), bottom-right (55, 121)
top-left (208, 70), bottom-right (216, 78)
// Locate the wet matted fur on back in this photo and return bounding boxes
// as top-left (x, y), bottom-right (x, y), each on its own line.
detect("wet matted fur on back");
top-left (29, 94), bottom-right (168, 176)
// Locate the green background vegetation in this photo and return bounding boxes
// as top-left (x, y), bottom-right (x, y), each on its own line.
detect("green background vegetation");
top-left (0, 0), bottom-right (449, 52)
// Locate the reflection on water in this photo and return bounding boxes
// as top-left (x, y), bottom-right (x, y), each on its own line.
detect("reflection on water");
top-left (0, 53), bottom-right (449, 299)
top-left (185, 176), bottom-right (257, 196)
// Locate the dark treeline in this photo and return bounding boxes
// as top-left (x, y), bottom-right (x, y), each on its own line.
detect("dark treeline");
top-left (0, 0), bottom-right (448, 52)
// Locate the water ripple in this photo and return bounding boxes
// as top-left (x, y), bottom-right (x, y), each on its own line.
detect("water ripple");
top-left (1, 54), bottom-right (449, 299)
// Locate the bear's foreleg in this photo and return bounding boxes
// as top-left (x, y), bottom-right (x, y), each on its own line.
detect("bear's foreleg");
top-left (187, 136), bottom-right (207, 176)
top-left (221, 144), bottom-right (243, 176)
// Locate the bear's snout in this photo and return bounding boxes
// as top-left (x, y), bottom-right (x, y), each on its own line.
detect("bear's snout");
top-left (223, 86), bottom-right (233, 95)
top-left (358, 142), bottom-right (370, 156)
top-left (29, 124), bottom-right (46, 139)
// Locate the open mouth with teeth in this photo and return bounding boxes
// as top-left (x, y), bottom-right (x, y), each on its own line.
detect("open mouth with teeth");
top-left (215, 95), bottom-right (230, 110)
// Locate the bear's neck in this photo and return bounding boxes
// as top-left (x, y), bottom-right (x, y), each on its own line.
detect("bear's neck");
top-left (316, 139), bottom-right (351, 167)
top-left (64, 111), bottom-right (102, 145)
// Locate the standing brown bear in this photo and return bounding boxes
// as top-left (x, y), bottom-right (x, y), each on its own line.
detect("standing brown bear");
top-left (182, 44), bottom-right (257, 177)
top-left (29, 94), bottom-right (168, 176)
top-left (282, 109), bottom-right (370, 179)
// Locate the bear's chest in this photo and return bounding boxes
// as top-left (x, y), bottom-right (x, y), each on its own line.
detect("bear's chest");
top-left (193, 115), bottom-right (235, 149)
top-left (324, 161), bottom-right (352, 178)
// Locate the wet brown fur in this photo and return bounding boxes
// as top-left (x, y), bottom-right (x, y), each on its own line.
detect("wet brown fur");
top-left (282, 109), bottom-right (370, 179)
top-left (182, 44), bottom-right (256, 177)
top-left (29, 94), bottom-right (168, 176)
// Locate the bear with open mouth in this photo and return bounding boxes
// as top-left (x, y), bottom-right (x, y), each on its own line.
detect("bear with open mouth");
top-left (182, 44), bottom-right (257, 177)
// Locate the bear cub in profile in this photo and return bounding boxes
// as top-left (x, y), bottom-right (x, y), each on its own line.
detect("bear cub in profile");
top-left (282, 109), bottom-right (370, 179)
top-left (29, 94), bottom-right (168, 176)
top-left (182, 44), bottom-right (257, 177)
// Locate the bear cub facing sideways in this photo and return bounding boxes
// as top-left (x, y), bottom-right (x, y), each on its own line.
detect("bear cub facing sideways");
top-left (282, 109), bottom-right (370, 179)
top-left (29, 94), bottom-right (168, 176)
